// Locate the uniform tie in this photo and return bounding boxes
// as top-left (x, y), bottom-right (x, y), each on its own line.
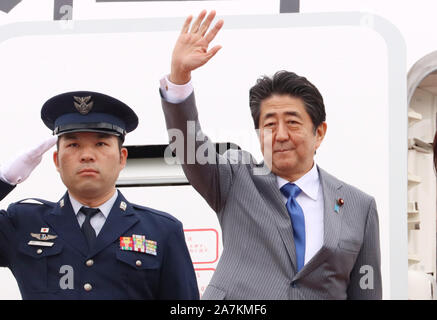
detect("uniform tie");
top-left (80, 207), bottom-right (101, 249)
top-left (280, 183), bottom-right (306, 272)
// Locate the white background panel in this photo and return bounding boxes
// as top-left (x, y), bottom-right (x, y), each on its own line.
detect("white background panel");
top-left (0, 19), bottom-right (391, 299)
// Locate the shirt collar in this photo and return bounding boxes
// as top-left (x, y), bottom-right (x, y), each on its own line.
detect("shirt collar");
top-left (276, 163), bottom-right (320, 201)
top-left (69, 190), bottom-right (119, 219)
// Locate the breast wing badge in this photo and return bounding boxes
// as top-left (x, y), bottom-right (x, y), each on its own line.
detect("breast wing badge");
top-left (31, 233), bottom-right (58, 241)
top-left (73, 96), bottom-right (94, 115)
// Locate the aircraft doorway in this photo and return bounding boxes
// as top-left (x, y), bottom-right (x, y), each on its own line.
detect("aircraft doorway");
top-left (407, 51), bottom-right (437, 299)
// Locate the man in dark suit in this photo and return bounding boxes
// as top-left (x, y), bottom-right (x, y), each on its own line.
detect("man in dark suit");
top-left (0, 91), bottom-right (198, 300)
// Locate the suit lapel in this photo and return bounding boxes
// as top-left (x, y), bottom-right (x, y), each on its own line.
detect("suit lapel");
top-left (89, 192), bottom-right (139, 258)
top-left (43, 192), bottom-right (89, 257)
top-left (319, 167), bottom-right (343, 254)
top-left (252, 167), bottom-right (297, 271)
top-left (293, 166), bottom-right (343, 281)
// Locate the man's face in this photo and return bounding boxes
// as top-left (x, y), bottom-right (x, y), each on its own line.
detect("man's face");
top-left (258, 94), bottom-right (327, 180)
top-left (53, 132), bottom-right (127, 199)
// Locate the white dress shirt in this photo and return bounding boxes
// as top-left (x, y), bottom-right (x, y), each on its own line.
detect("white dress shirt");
top-left (69, 190), bottom-right (119, 236)
top-left (276, 164), bottom-right (324, 265)
top-left (160, 75), bottom-right (194, 104)
top-left (160, 75), bottom-right (325, 265)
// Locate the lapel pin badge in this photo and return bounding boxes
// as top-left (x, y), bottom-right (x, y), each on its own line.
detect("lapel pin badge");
top-left (334, 198), bottom-right (345, 213)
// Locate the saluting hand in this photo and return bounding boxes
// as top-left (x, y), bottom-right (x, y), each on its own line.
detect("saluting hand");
top-left (0, 135), bottom-right (58, 185)
top-left (170, 10), bottom-right (224, 85)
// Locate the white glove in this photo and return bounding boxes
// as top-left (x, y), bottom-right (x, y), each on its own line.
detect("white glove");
top-left (0, 135), bottom-right (58, 185)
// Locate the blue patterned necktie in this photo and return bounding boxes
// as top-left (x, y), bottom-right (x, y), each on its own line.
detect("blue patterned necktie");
top-left (280, 183), bottom-right (306, 272)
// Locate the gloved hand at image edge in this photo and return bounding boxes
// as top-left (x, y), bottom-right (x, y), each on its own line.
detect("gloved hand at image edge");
top-left (0, 135), bottom-right (58, 185)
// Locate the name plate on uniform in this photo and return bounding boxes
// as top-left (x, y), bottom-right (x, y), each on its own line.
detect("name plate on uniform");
top-left (28, 240), bottom-right (54, 247)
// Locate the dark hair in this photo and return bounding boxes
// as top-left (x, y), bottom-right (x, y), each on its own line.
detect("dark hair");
top-left (249, 70), bottom-right (326, 132)
top-left (434, 131), bottom-right (437, 172)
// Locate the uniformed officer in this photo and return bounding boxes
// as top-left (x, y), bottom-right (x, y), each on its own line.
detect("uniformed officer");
top-left (0, 91), bottom-right (199, 300)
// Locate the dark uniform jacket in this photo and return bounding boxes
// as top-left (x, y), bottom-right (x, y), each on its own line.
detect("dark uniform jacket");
top-left (0, 180), bottom-right (199, 300)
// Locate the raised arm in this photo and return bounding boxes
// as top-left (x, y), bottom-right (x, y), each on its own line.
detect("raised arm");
top-left (160, 11), bottom-right (243, 214)
top-left (0, 135), bottom-right (57, 267)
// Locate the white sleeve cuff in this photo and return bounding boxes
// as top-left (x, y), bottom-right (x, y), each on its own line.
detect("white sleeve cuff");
top-left (159, 75), bottom-right (194, 104)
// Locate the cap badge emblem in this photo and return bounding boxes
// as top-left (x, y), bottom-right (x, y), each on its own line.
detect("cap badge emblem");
top-left (73, 96), bottom-right (94, 115)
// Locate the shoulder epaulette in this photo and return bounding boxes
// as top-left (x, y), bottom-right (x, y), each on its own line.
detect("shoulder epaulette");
top-left (131, 203), bottom-right (179, 223)
top-left (14, 198), bottom-right (55, 207)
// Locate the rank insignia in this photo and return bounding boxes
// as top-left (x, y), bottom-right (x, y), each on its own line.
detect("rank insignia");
top-left (60, 199), bottom-right (65, 208)
top-left (120, 237), bottom-right (134, 251)
top-left (31, 233), bottom-right (57, 241)
top-left (120, 201), bottom-right (127, 211)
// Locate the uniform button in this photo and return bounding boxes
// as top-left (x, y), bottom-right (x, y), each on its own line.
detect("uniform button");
top-left (84, 283), bottom-right (93, 292)
top-left (136, 260), bottom-right (142, 267)
top-left (85, 259), bottom-right (94, 267)
top-left (36, 249), bottom-right (43, 255)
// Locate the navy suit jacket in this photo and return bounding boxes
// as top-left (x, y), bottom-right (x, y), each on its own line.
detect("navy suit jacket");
top-left (0, 180), bottom-right (199, 300)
